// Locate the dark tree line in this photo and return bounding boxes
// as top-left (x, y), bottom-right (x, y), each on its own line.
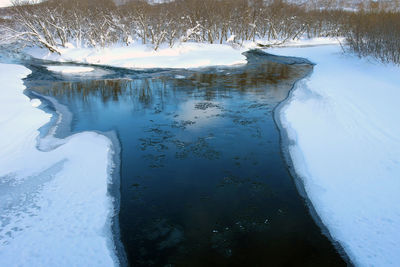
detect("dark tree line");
top-left (344, 11), bottom-right (400, 64)
top-left (1, 0), bottom-right (400, 64)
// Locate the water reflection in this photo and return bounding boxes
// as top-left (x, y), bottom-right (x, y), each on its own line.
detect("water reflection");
top-left (32, 61), bottom-right (308, 107)
top-left (27, 56), bottom-right (346, 267)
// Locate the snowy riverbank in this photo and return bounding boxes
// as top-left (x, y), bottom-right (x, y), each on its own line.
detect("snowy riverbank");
top-left (24, 38), bottom-right (340, 69)
top-left (0, 64), bottom-right (119, 266)
top-left (271, 45), bottom-right (400, 266)
top-left (26, 43), bottom-right (247, 69)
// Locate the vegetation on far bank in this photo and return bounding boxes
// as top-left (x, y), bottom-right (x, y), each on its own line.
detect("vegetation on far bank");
top-left (0, 0), bottom-right (399, 64)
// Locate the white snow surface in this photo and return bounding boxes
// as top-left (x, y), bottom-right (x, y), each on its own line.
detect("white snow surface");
top-left (255, 37), bottom-right (344, 48)
top-left (0, 64), bottom-right (118, 266)
top-left (0, 0), bottom-right (43, 7)
top-left (0, 0), bottom-right (12, 8)
top-left (270, 45), bottom-right (400, 266)
top-left (25, 38), bottom-right (342, 70)
top-left (46, 65), bottom-right (95, 74)
top-left (27, 43), bottom-right (247, 69)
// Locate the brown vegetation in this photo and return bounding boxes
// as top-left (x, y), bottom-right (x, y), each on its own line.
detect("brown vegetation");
top-left (345, 11), bottom-right (400, 63)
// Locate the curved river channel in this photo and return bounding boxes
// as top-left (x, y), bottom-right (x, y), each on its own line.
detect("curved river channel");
top-left (24, 51), bottom-right (347, 266)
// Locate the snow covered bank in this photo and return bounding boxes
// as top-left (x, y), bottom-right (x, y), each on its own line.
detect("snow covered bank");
top-left (27, 43), bottom-right (247, 69)
top-left (271, 45), bottom-right (400, 266)
top-left (25, 38), bottom-right (342, 70)
top-left (0, 64), bottom-right (119, 266)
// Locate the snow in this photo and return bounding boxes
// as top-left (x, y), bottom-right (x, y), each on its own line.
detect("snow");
top-left (227, 35), bottom-right (236, 43)
top-left (46, 65), bottom-right (95, 74)
top-left (30, 98), bottom-right (42, 107)
top-left (0, 0), bottom-right (12, 8)
top-left (25, 38), bottom-right (343, 70)
top-left (270, 45), bottom-right (400, 266)
top-left (27, 42), bottom-right (247, 69)
top-left (276, 37), bottom-right (344, 47)
top-left (0, 63), bottom-right (119, 266)
top-left (251, 37), bottom-right (344, 48)
top-left (0, 0), bottom-right (43, 7)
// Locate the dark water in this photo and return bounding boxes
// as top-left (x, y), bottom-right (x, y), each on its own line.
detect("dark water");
top-left (26, 52), bottom-right (346, 266)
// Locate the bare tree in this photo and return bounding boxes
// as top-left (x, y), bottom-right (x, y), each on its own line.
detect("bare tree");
top-left (1, 0), bottom-right (399, 64)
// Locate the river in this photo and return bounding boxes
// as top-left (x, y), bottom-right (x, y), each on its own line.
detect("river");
top-left (23, 50), bottom-right (346, 266)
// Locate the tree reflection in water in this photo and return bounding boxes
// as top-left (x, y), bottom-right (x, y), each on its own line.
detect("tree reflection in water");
top-left (32, 60), bottom-right (310, 112)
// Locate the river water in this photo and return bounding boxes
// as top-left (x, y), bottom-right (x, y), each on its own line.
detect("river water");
top-left (24, 51), bottom-right (346, 266)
